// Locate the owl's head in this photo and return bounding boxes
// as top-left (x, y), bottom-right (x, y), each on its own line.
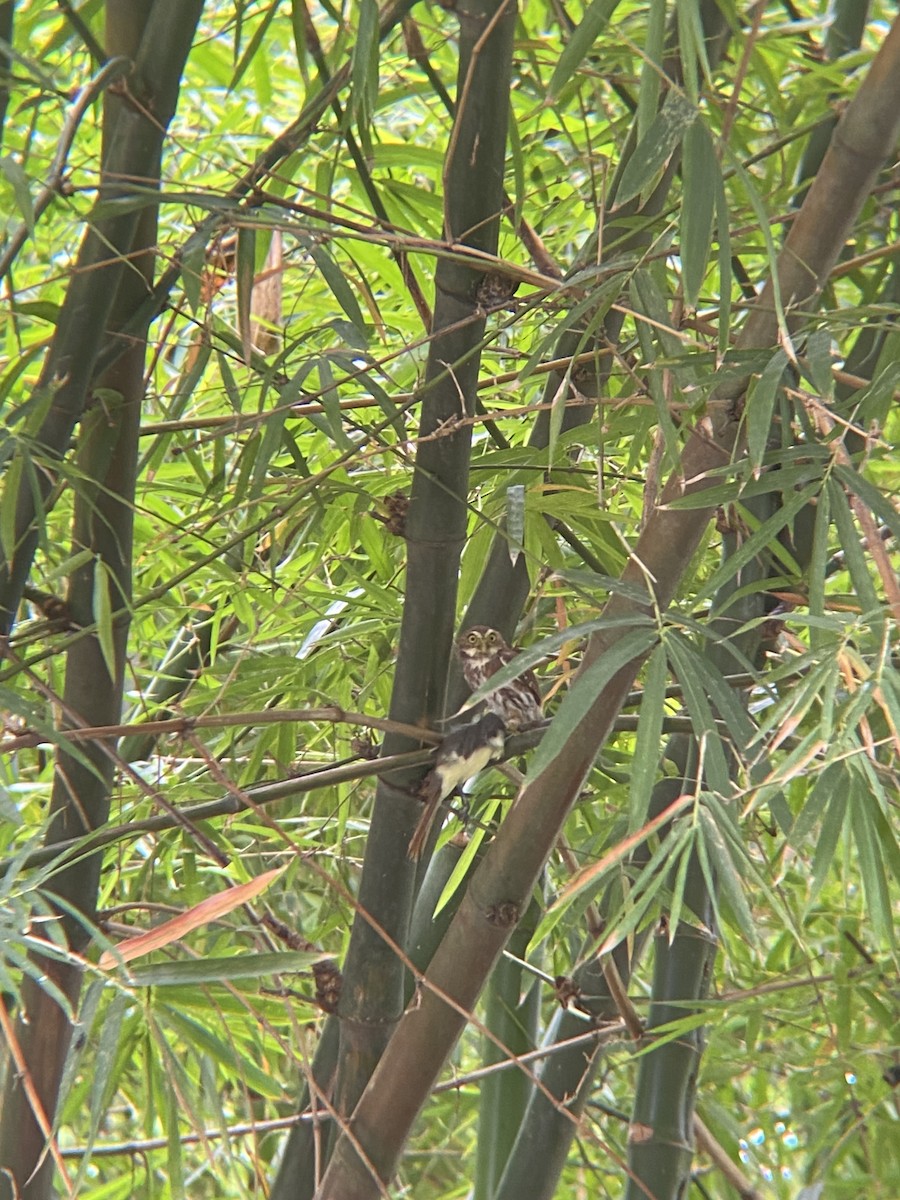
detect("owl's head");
top-left (456, 626), bottom-right (506, 659)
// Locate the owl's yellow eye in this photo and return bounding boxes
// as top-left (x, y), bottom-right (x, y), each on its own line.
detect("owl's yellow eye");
top-left (487, 632), bottom-right (497, 643)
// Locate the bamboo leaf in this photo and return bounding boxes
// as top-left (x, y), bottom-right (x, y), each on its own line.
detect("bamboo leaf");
top-left (181, 237), bottom-right (206, 315)
top-left (664, 633), bottom-right (732, 795)
top-left (350, 0), bottom-right (379, 142)
top-left (746, 349), bottom-right (788, 476)
top-left (236, 224), bottom-right (256, 362)
top-left (92, 560), bottom-right (117, 684)
top-left (317, 358), bottom-right (354, 450)
top-left (615, 91), bottom-right (696, 206)
top-left (506, 484), bottom-right (526, 565)
top-left (680, 120), bottom-right (717, 311)
top-left (597, 822), bottom-right (695, 953)
top-left (163, 1009), bottom-right (283, 1098)
top-left (627, 642), bottom-right (669, 829)
top-left (515, 289), bottom-right (606, 386)
top-left (713, 163), bottom-right (732, 354)
top-left (99, 869), bottom-right (286, 968)
top-left (634, 0), bottom-right (667, 142)
top-left (548, 0), bottom-right (622, 99)
top-left (828, 477), bottom-right (880, 614)
top-left (553, 793), bottom-right (695, 924)
top-left (666, 825), bottom-right (693, 937)
top-left (309, 245), bottom-right (366, 335)
top-left (847, 767), bottom-right (894, 943)
top-left (547, 362), bottom-right (571, 464)
top-left (229, 0), bottom-right (279, 93)
top-left (805, 328), bottom-right (835, 400)
top-left (528, 626), bottom-right (660, 783)
top-left (0, 155), bottom-right (35, 239)
top-left (698, 803), bottom-right (758, 945)
top-left (80, 994), bottom-right (129, 1182)
top-left (694, 480), bottom-right (820, 605)
top-left (435, 798), bottom-right (502, 918)
top-left (0, 453), bottom-right (23, 563)
top-left (854, 359), bottom-right (900, 427)
top-left (166, 1074), bottom-right (185, 1200)
top-left (810, 783), bottom-right (848, 903)
top-left (125, 950), bottom-right (325, 987)
top-left (834, 462), bottom-right (900, 543)
top-left (630, 269), bottom-right (683, 465)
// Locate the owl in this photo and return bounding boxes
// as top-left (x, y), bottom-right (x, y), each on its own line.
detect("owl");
top-left (456, 625), bottom-right (543, 731)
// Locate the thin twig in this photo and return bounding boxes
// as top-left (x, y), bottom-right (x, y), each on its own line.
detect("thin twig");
top-left (0, 1003), bottom-right (75, 1194)
top-left (693, 1115), bottom-right (762, 1200)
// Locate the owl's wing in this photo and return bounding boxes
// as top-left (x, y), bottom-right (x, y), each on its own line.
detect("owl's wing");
top-left (500, 645), bottom-right (543, 707)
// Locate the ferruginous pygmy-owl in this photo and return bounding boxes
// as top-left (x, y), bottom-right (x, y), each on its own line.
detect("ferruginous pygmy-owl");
top-left (407, 713), bottom-right (507, 861)
top-left (456, 625), bottom-right (543, 730)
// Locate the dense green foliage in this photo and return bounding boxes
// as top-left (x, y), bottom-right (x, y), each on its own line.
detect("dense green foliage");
top-left (1, 2), bottom-right (898, 1198)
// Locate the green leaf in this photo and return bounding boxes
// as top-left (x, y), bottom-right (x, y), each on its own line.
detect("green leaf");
top-left (435, 798), bottom-right (502, 918)
top-left (746, 349), bottom-right (788, 476)
top-left (694, 480), bottom-right (820, 605)
top-left (229, 0), bottom-right (280, 93)
top-left (317, 358), bottom-right (354, 450)
top-left (627, 642), bottom-right (669, 829)
top-left (85, 995), bottom-right (129, 1165)
top-left (351, 0), bottom-right (379, 137)
top-left (828, 477), bottom-right (879, 614)
top-left (834, 462), bottom-right (900, 544)
top-left (724, 150), bottom-right (789, 339)
top-left (236, 224), bottom-right (256, 362)
top-left (805, 328), bottom-right (835, 400)
top-left (713, 167), bottom-right (732, 354)
top-left (309, 245), bottom-right (366, 335)
top-left (810, 783), bottom-right (848, 903)
top-left (680, 120), bottom-right (717, 311)
top-left (166, 1071), bottom-right (185, 1200)
top-left (506, 484), bottom-right (525, 565)
top-left (547, 361), bottom-right (571, 465)
top-left (548, 0), bottom-right (623, 99)
top-left (530, 626), bottom-right (659, 782)
top-left (180, 237), bottom-right (206, 315)
top-left (698, 801), bottom-right (758, 945)
top-left (1, 155), bottom-right (35, 239)
top-left (615, 92), bottom-right (696, 206)
top-left (664, 635), bottom-right (733, 794)
top-left (854, 359), bottom-right (900, 427)
top-left (629, 270), bottom-right (683, 466)
top-left (634, 0), bottom-right (667, 142)
top-left (92, 560), bottom-right (118, 683)
top-left (597, 822), bottom-right (695, 950)
top-left (847, 767), bottom-right (894, 943)
top-left (163, 1009), bottom-right (282, 1098)
top-left (250, 403), bottom-right (288, 497)
top-left (808, 478), bottom-right (830, 648)
top-left (666, 824), bottom-right (693, 937)
top-left (677, 0), bottom-right (713, 97)
top-left (124, 950), bottom-right (325, 987)
top-left (45, 548), bottom-right (94, 582)
top-left (0, 453), bottom-right (24, 563)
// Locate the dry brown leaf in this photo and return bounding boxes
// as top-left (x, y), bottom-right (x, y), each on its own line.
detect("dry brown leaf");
top-left (98, 867), bottom-right (285, 969)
